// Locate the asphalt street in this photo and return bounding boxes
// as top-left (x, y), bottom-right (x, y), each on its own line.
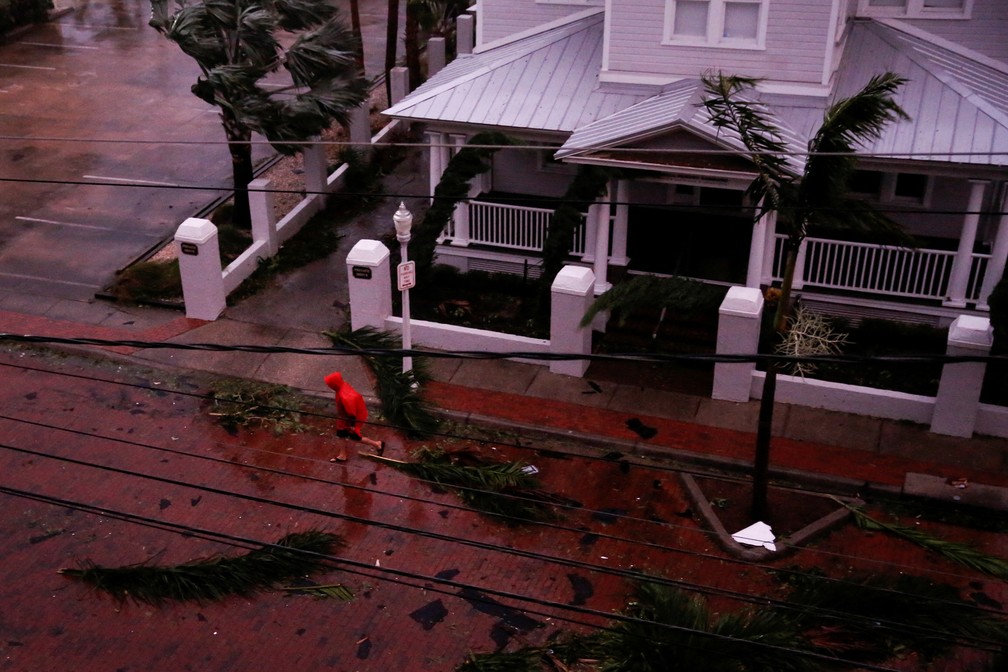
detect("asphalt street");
top-left (0, 0), bottom-right (396, 303)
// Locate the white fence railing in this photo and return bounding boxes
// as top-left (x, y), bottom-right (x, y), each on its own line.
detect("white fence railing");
top-left (449, 201), bottom-right (587, 255)
top-left (772, 235), bottom-right (991, 302)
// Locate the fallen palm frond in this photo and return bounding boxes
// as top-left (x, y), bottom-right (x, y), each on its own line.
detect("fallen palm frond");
top-left (59, 530), bottom-right (343, 605)
top-left (325, 327), bottom-right (440, 438)
top-left (782, 569), bottom-right (1008, 663)
top-left (457, 648), bottom-right (545, 672)
top-left (208, 378), bottom-right (307, 435)
top-left (842, 502), bottom-right (1008, 580)
top-left (367, 447), bottom-right (573, 524)
top-left (280, 582), bottom-right (354, 601)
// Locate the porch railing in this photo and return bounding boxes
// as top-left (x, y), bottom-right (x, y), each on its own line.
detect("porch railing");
top-left (444, 201), bottom-right (587, 255)
top-left (772, 235), bottom-right (990, 303)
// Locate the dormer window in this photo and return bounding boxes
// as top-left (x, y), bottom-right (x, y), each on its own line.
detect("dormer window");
top-left (857, 0), bottom-right (972, 19)
top-left (664, 0), bottom-right (768, 49)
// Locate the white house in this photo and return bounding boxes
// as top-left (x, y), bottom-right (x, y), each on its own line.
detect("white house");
top-left (384, 0), bottom-right (1008, 325)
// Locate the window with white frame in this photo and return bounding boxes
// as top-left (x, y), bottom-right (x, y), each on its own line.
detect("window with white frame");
top-left (664, 0), bottom-right (767, 48)
top-left (857, 0), bottom-right (972, 19)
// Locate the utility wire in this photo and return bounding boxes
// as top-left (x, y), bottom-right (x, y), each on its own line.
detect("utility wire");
top-left (1, 333), bottom-right (1004, 365)
top-left (2, 400), bottom-right (1005, 646)
top-left (1, 482), bottom-right (923, 672)
top-left (2, 175), bottom-right (1007, 218)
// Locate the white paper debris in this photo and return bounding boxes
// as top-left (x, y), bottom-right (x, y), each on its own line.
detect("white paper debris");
top-left (521, 465), bottom-right (539, 475)
top-left (731, 521), bottom-right (776, 551)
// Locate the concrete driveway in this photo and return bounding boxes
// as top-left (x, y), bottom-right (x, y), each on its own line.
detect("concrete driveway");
top-left (0, 0), bottom-right (400, 305)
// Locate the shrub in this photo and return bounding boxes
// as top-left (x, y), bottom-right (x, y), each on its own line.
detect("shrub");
top-left (0, 0), bottom-right (52, 34)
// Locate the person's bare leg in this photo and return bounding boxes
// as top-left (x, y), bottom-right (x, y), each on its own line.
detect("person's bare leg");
top-left (361, 436), bottom-right (384, 454)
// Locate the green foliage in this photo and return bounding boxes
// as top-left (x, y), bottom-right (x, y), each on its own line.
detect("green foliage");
top-left (325, 327), bottom-right (441, 438)
top-left (0, 0), bottom-right (51, 33)
top-left (149, 0), bottom-right (370, 154)
top-left (582, 274), bottom-right (726, 328)
top-left (59, 530), bottom-right (343, 605)
top-left (783, 570), bottom-right (1008, 663)
top-left (599, 580), bottom-right (816, 672)
top-left (457, 648), bottom-right (544, 672)
top-left (539, 164), bottom-right (617, 298)
top-left (208, 378), bottom-right (308, 435)
top-left (108, 259), bottom-right (182, 304)
top-left (847, 504), bottom-right (1008, 580)
top-left (370, 446), bottom-right (567, 523)
top-left (411, 132), bottom-right (516, 279)
top-left (280, 582), bottom-right (354, 600)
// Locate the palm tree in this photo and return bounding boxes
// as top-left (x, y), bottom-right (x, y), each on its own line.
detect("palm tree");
top-left (702, 71), bottom-right (909, 520)
top-left (149, 0), bottom-right (370, 229)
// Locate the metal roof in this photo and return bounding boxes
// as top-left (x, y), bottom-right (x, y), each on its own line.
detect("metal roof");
top-left (385, 14), bottom-right (1008, 171)
top-left (383, 11), bottom-right (649, 133)
top-left (835, 21), bottom-right (1008, 167)
top-left (555, 79), bottom-right (809, 176)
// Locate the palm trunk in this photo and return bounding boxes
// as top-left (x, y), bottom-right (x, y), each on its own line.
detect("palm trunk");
top-left (223, 114), bottom-right (254, 230)
top-left (348, 0), bottom-right (364, 72)
top-left (751, 237), bottom-right (800, 521)
top-left (404, 1), bottom-right (422, 89)
top-left (385, 0), bottom-right (400, 107)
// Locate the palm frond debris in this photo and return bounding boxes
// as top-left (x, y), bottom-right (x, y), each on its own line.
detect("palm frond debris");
top-left (59, 530), bottom-right (343, 605)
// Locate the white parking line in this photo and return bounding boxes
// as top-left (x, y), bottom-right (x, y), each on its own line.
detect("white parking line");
top-left (0, 270), bottom-right (97, 288)
top-left (15, 216), bottom-right (163, 237)
top-left (82, 174), bottom-right (181, 187)
top-left (0, 63), bottom-right (57, 71)
top-left (19, 41), bottom-right (100, 50)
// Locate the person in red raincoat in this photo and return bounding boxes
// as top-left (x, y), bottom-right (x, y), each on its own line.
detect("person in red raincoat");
top-left (324, 371), bottom-right (384, 461)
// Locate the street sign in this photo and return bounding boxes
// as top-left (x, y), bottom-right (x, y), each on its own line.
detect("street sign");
top-left (397, 261), bottom-right (416, 291)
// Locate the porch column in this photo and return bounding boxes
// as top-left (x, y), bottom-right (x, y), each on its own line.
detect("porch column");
top-left (791, 238), bottom-right (808, 290)
top-left (590, 191), bottom-right (611, 293)
top-left (977, 185), bottom-right (1008, 310)
top-left (426, 131), bottom-right (447, 204)
top-left (944, 179), bottom-right (988, 308)
top-left (747, 206), bottom-right (774, 288)
top-left (610, 179), bottom-right (630, 266)
top-left (761, 211), bottom-right (778, 286)
top-left (450, 134), bottom-right (471, 246)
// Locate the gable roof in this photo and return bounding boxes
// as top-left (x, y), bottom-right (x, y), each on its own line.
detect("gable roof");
top-left (554, 79), bottom-right (809, 178)
top-left (835, 20), bottom-right (1008, 167)
top-left (383, 11), bottom-right (650, 133)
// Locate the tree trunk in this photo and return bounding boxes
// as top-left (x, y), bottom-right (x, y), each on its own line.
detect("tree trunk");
top-left (348, 0), bottom-right (365, 72)
top-left (385, 0), bottom-right (400, 107)
top-left (750, 238), bottom-right (800, 521)
top-left (223, 114), bottom-right (254, 230)
top-left (404, 1), bottom-right (422, 90)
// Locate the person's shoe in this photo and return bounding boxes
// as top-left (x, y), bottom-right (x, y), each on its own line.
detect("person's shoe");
top-left (376, 441), bottom-right (385, 456)
top-left (330, 455), bottom-right (347, 462)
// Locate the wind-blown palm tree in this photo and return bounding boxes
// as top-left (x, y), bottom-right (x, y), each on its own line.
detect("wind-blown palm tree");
top-left (702, 71), bottom-right (909, 520)
top-left (149, 0), bottom-right (370, 229)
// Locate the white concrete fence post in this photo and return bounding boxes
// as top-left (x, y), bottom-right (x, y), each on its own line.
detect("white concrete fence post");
top-left (302, 137), bottom-right (329, 202)
top-left (349, 103), bottom-right (372, 161)
top-left (346, 239), bottom-right (392, 331)
top-left (428, 37), bottom-right (446, 77)
top-left (931, 315), bottom-right (993, 437)
top-left (456, 14), bottom-right (474, 55)
top-left (549, 265), bottom-right (595, 377)
top-left (712, 286), bottom-right (765, 402)
top-left (390, 66), bottom-right (410, 105)
top-left (174, 217), bottom-right (226, 321)
top-left (248, 177), bottom-right (279, 257)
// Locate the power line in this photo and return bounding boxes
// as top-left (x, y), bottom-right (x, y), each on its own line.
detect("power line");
top-left (1, 483), bottom-right (929, 671)
top-left (1, 357), bottom-right (1004, 626)
top-left (1, 333), bottom-right (1004, 365)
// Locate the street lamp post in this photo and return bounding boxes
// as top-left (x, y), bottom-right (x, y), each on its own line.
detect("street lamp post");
top-left (393, 202), bottom-right (415, 376)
